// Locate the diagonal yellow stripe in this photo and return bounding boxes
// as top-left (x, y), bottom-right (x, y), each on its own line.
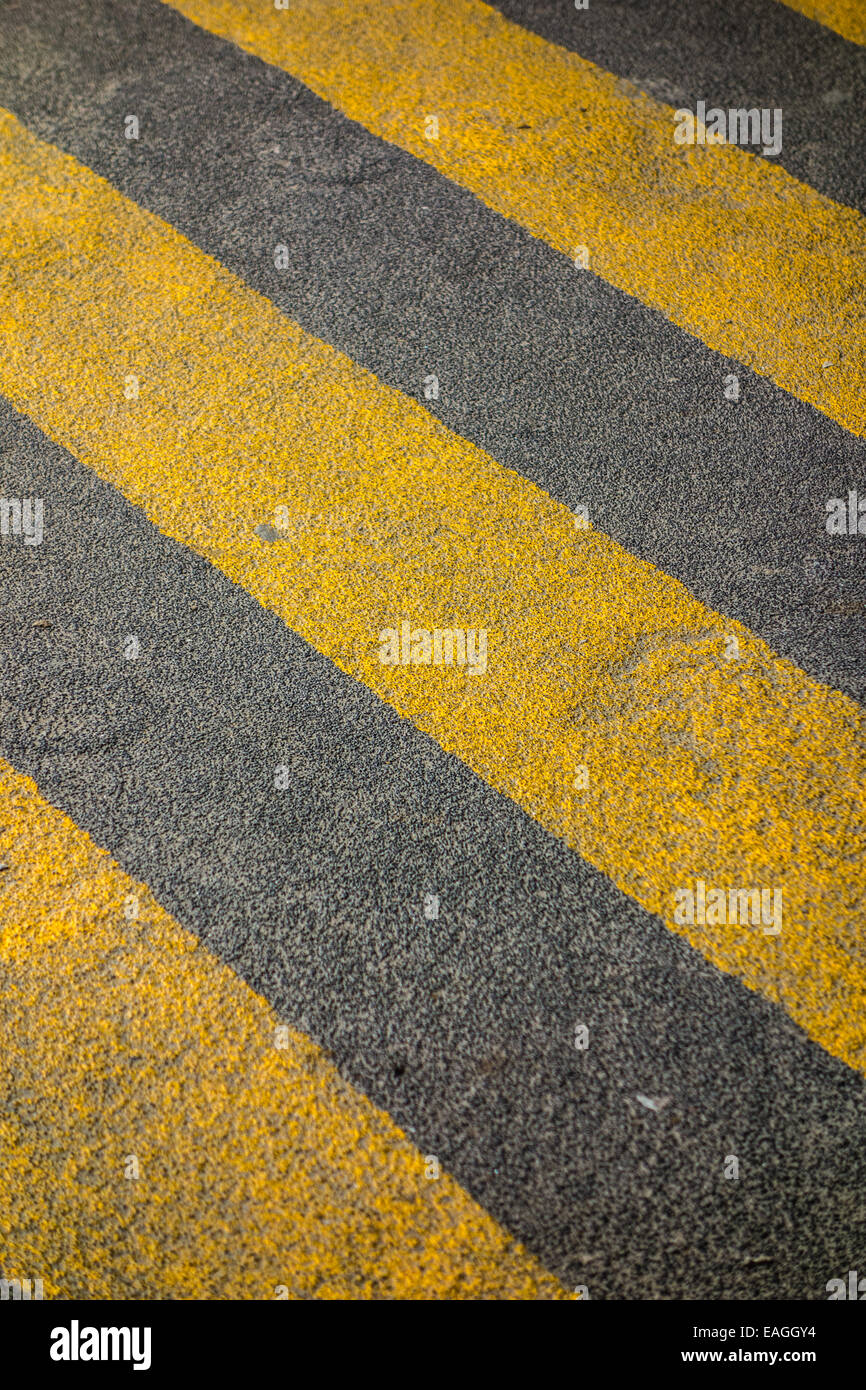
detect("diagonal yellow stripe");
top-left (162, 0), bottom-right (866, 439)
top-left (0, 111), bottom-right (863, 1080)
top-left (777, 0), bottom-right (866, 44)
top-left (0, 757), bottom-right (567, 1299)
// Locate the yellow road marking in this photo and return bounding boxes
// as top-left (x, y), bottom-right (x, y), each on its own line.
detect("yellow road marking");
top-left (0, 112), bottom-right (864, 1080)
top-left (777, 0), bottom-right (866, 44)
top-left (0, 758), bottom-right (566, 1299)
top-left (162, 0), bottom-right (866, 438)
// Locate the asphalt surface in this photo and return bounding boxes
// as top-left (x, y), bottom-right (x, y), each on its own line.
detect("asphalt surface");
top-left (1, 0), bottom-right (865, 1302)
top-left (1, 0), bottom-right (863, 697)
top-left (4, 397), bottom-right (866, 1299)
top-left (495, 0), bottom-right (866, 212)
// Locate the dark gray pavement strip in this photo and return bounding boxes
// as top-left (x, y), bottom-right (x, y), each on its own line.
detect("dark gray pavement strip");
top-left (493, 0), bottom-right (866, 214)
top-left (2, 398), bottom-right (865, 1300)
top-left (0, 0), bottom-right (864, 704)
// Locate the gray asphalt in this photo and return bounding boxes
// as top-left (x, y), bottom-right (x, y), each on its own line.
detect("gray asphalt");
top-left (494, 0), bottom-right (866, 214)
top-left (2, 397), bottom-right (866, 1299)
top-left (0, 0), bottom-right (863, 700)
top-left (0, 0), bottom-right (864, 1301)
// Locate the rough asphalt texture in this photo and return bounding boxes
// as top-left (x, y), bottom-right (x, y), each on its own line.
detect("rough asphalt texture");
top-left (1, 0), bottom-right (864, 699)
top-left (1, 0), bottom-right (865, 1299)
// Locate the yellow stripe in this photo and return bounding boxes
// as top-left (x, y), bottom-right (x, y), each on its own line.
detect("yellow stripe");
top-left (778, 0), bottom-right (866, 44)
top-left (0, 111), bottom-right (864, 1082)
top-left (0, 757), bottom-right (566, 1299)
top-left (162, 0), bottom-right (866, 439)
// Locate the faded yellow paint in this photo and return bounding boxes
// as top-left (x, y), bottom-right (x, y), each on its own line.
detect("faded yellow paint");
top-left (0, 112), bottom-right (863, 1080)
top-left (0, 758), bottom-right (567, 1299)
top-left (778, 0), bottom-right (866, 44)
top-left (163, 0), bottom-right (866, 437)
